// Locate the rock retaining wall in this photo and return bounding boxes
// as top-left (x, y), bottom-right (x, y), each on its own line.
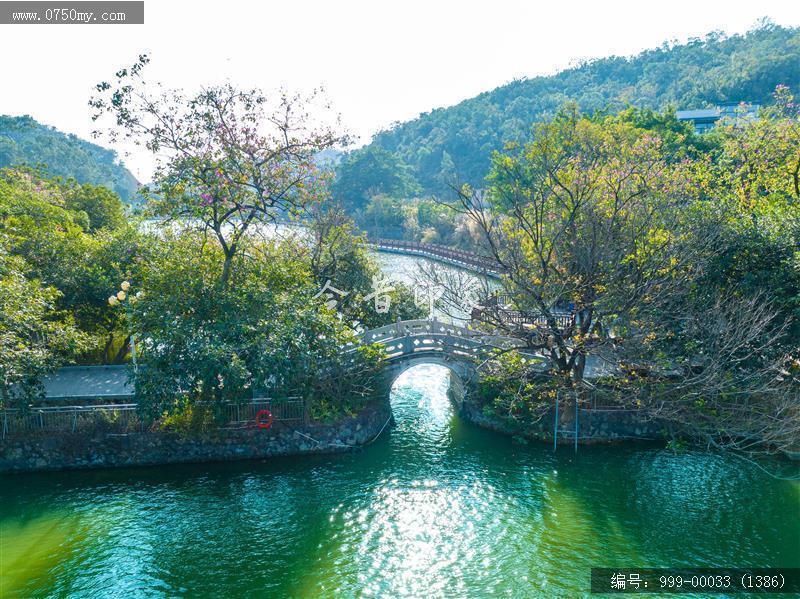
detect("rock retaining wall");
top-left (0, 400), bottom-right (392, 473)
top-left (460, 400), bottom-right (666, 444)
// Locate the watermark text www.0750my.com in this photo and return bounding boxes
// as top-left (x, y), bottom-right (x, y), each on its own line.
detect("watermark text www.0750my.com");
top-left (0, 1), bottom-right (144, 24)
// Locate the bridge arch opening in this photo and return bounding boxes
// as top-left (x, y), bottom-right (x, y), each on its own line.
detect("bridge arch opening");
top-left (388, 362), bottom-right (468, 431)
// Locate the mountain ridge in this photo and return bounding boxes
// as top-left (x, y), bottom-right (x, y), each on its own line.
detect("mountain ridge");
top-left (0, 114), bottom-right (139, 201)
top-left (352, 23), bottom-right (800, 195)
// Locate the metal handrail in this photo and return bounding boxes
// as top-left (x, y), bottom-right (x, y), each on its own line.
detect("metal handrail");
top-left (1, 397), bottom-right (306, 438)
top-left (471, 295), bottom-right (576, 332)
top-left (372, 238), bottom-right (504, 273)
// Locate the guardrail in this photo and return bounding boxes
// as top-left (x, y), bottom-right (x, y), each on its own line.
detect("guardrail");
top-left (357, 319), bottom-right (537, 368)
top-left (1, 398), bottom-right (306, 438)
top-left (487, 310), bottom-right (575, 331)
top-left (371, 238), bottom-right (504, 275)
top-left (223, 398), bottom-right (305, 427)
top-left (365, 319), bottom-right (527, 349)
top-left (581, 392), bottom-right (635, 411)
top-left (472, 294), bottom-right (575, 332)
top-left (2, 403), bottom-right (142, 437)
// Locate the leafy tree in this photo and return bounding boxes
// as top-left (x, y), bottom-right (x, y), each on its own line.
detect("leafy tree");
top-left (709, 86), bottom-right (800, 207)
top-left (453, 104), bottom-right (799, 454)
top-left (363, 194), bottom-right (405, 236)
top-left (614, 106), bottom-right (715, 158)
top-left (332, 146), bottom-right (420, 214)
top-left (64, 181), bottom-right (126, 231)
top-left (475, 352), bottom-right (551, 426)
top-left (0, 246), bottom-right (87, 407)
top-left (131, 231), bottom-right (384, 420)
top-left (694, 86), bottom-right (800, 342)
top-left (0, 167), bottom-right (151, 363)
top-left (307, 204), bottom-right (422, 329)
top-left (91, 56), bottom-right (345, 287)
top-left (458, 106), bottom-right (693, 389)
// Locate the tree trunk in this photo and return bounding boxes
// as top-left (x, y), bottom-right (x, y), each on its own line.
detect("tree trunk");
top-left (572, 352), bottom-right (586, 387)
top-left (113, 336), bottom-right (131, 364)
top-left (559, 388), bottom-right (578, 426)
top-left (221, 252), bottom-right (234, 288)
top-left (103, 333), bottom-right (115, 362)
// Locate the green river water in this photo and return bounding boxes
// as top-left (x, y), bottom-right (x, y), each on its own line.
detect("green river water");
top-left (1, 254), bottom-right (798, 598)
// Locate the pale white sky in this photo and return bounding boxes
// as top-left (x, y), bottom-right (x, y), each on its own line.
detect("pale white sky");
top-left (2, 0), bottom-right (799, 180)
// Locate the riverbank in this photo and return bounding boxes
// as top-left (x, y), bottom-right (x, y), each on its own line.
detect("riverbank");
top-left (0, 400), bottom-right (392, 473)
top-left (459, 398), bottom-right (667, 445)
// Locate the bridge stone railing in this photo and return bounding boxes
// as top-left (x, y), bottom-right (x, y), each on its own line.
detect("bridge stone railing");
top-left (359, 319), bottom-right (534, 367)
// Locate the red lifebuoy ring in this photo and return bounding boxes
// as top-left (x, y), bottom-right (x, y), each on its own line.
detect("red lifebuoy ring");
top-left (255, 409), bottom-right (273, 429)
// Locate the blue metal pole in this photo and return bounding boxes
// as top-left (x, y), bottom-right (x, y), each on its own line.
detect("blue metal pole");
top-left (125, 298), bottom-right (138, 374)
top-left (553, 391), bottom-right (559, 451)
top-left (575, 392), bottom-right (579, 453)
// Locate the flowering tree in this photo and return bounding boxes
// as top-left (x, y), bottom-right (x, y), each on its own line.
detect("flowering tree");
top-left (90, 55), bottom-right (347, 285)
top-left (712, 87), bottom-right (800, 207)
top-left (457, 106), bottom-right (697, 390)
top-left (451, 105), bottom-right (799, 455)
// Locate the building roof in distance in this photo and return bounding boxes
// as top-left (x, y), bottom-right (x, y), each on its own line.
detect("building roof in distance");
top-left (676, 108), bottom-right (720, 120)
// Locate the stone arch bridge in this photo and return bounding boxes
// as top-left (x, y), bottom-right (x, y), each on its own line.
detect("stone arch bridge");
top-left (351, 319), bottom-right (544, 403)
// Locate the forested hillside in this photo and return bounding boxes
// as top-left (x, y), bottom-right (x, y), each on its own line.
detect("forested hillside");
top-left (0, 115), bottom-right (139, 201)
top-left (342, 23), bottom-right (800, 197)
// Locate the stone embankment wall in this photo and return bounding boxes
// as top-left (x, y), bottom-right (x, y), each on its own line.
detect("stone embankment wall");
top-left (0, 400), bottom-right (392, 473)
top-left (460, 400), bottom-right (666, 443)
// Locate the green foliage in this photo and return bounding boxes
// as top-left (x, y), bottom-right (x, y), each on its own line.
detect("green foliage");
top-left (0, 164), bottom-right (411, 418)
top-left (360, 24), bottom-right (800, 195)
top-left (332, 146), bottom-right (420, 214)
top-left (0, 167), bottom-right (152, 364)
top-left (363, 195), bottom-right (406, 237)
top-left (308, 205), bottom-right (423, 329)
top-left (471, 97), bottom-right (799, 451)
top-left (131, 230), bottom-right (387, 420)
top-left (0, 246), bottom-right (88, 407)
top-left (350, 193), bottom-right (483, 250)
top-left (64, 181), bottom-right (126, 231)
top-left (158, 401), bottom-right (220, 435)
top-left (0, 115), bottom-right (139, 201)
top-left (475, 353), bottom-right (551, 424)
top-left (486, 104), bottom-right (683, 330)
top-left (665, 437), bottom-right (689, 453)
top-left (668, 86), bottom-right (800, 348)
top-left (614, 106), bottom-right (716, 158)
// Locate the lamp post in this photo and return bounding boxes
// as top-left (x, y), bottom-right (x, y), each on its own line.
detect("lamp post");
top-left (108, 280), bottom-right (137, 373)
